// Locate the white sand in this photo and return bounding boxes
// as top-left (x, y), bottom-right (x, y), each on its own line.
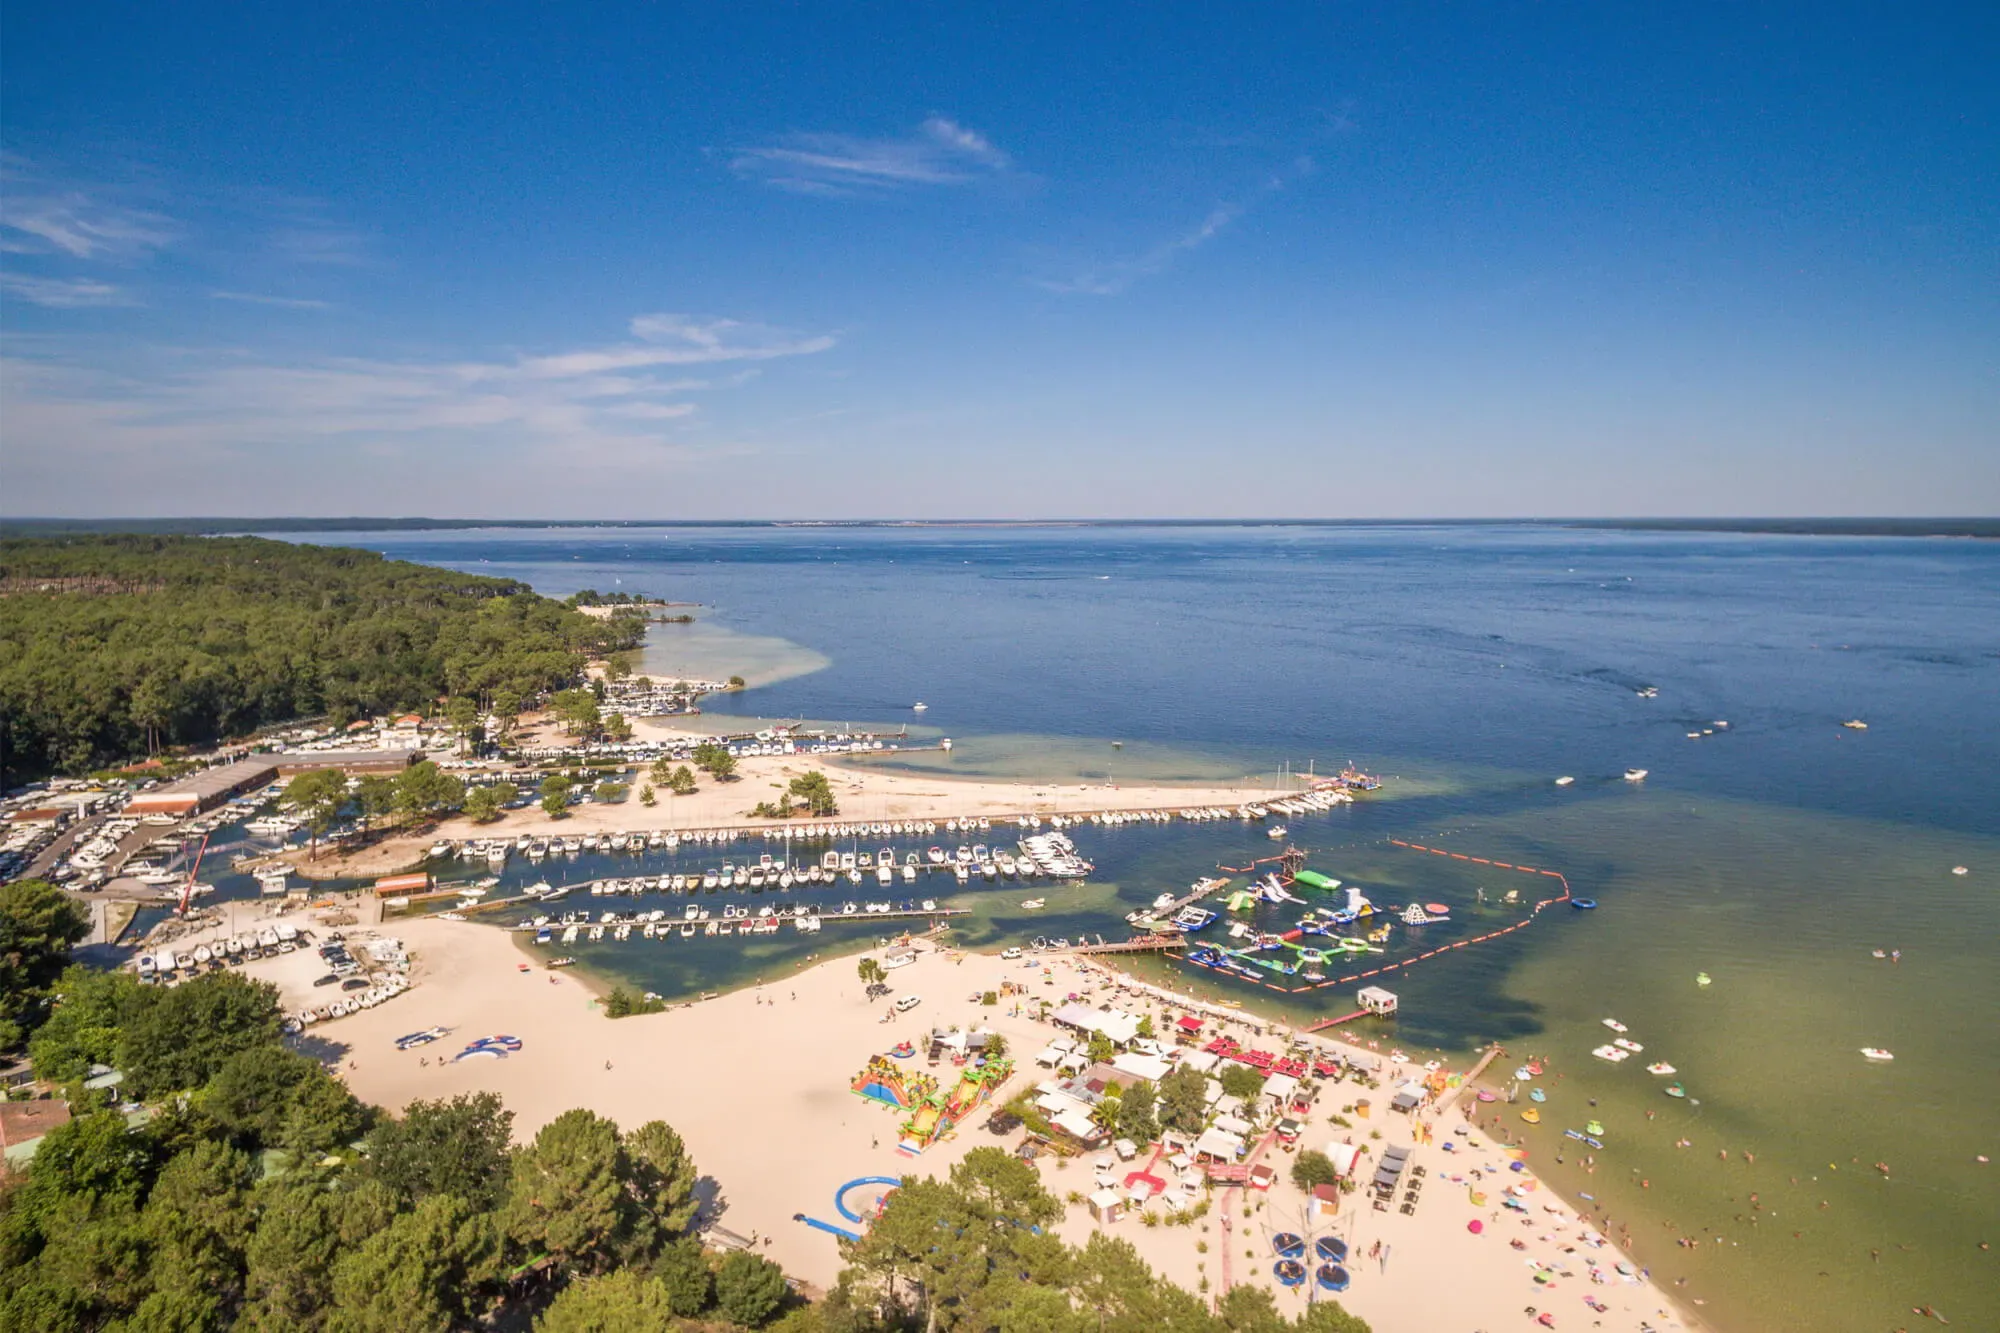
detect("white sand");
top-left (326, 919), bottom-right (1692, 1331)
top-left (300, 732), bottom-right (1294, 881)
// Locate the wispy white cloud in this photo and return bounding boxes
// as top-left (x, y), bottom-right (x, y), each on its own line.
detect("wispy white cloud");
top-left (0, 272), bottom-right (139, 308)
top-left (265, 223), bottom-right (374, 267)
top-left (1037, 205), bottom-right (1245, 297)
top-left (210, 290), bottom-right (333, 310)
top-left (731, 116), bottom-right (1013, 195)
top-left (0, 314), bottom-right (836, 481)
top-left (1036, 155), bottom-right (1317, 297)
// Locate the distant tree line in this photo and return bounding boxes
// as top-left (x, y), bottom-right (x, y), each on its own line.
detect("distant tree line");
top-left (0, 536), bottom-right (643, 788)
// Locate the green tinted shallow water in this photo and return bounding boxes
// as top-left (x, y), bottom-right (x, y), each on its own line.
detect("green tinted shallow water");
top-left (532, 767), bottom-right (1998, 1333)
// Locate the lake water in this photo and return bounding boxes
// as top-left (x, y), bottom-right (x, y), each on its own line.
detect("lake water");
top-left (290, 523), bottom-right (1999, 1333)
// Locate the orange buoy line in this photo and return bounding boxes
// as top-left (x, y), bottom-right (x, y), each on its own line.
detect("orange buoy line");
top-left (1294, 839), bottom-right (1575, 991)
top-left (1184, 838), bottom-right (1578, 1000)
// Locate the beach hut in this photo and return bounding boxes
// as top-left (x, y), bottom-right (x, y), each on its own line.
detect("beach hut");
top-left (1033, 1040), bottom-right (1075, 1069)
top-left (1260, 1071), bottom-right (1301, 1110)
top-left (1308, 1182), bottom-right (1341, 1223)
top-left (1357, 986), bottom-right (1399, 1017)
top-left (1089, 1188), bottom-right (1124, 1223)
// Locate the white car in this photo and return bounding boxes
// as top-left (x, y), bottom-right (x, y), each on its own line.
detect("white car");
top-left (1000, 947), bottom-right (1022, 960)
top-left (894, 995), bottom-right (922, 1013)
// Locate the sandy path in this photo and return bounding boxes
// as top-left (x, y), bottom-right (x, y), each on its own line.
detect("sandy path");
top-left (327, 921), bottom-right (1689, 1331)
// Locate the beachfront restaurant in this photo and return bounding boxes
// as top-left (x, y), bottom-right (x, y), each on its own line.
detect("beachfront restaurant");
top-left (1193, 1126), bottom-right (1247, 1162)
top-left (1109, 1050), bottom-right (1173, 1083)
top-left (1050, 1003), bottom-right (1142, 1049)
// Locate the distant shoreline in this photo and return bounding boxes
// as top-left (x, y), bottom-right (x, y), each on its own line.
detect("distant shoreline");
top-left (3, 515), bottom-right (1995, 539)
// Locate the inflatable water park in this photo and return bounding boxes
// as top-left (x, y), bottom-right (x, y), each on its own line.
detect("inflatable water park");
top-left (852, 1048), bottom-right (1013, 1154)
top-left (1160, 842), bottom-right (1580, 998)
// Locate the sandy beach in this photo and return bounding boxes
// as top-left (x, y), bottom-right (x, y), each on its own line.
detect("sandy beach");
top-left (322, 917), bottom-right (1693, 1332)
top-left (296, 721), bottom-right (1296, 882)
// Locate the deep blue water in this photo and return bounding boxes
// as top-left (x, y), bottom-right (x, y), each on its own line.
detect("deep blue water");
top-left (325, 523), bottom-right (1998, 835)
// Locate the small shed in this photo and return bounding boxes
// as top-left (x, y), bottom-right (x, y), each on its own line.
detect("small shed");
top-left (1308, 1182), bottom-right (1341, 1223)
top-left (1089, 1187), bottom-right (1124, 1223)
top-left (1261, 1071), bottom-right (1301, 1107)
top-left (1357, 986), bottom-right (1398, 1016)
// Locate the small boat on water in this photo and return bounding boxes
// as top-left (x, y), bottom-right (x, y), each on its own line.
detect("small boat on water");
top-left (1623, 768), bottom-right (1648, 782)
top-left (1842, 719), bottom-right (1868, 730)
top-left (1520, 1108), bottom-right (1541, 1124)
top-left (1267, 826), bottom-right (1288, 841)
top-left (1585, 1120), bottom-right (1605, 1138)
top-left (1951, 865), bottom-right (1969, 876)
top-left (1664, 1082), bottom-right (1687, 1098)
top-left (1646, 1062), bottom-right (1676, 1076)
top-left (1860, 1048), bottom-right (1895, 1062)
top-left (1020, 898), bottom-right (1045, 910)
top-left (912, 702), bottom-right (928, 711)
top-left (1528, 1089), bottom-right (1546, 1103)
top-left (1613, 1037), bottom-right (1644, 1053)
top-left (1696, 972), bottom-right (1712, 986)
top-left (1602, 1018), bottom-right (1628, 1033)
top-left (1554, 776), bottom-right (1575, 786)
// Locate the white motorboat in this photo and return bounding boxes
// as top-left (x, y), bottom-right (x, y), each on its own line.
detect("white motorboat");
top-left (913, 702), bottom-right (928, 711)
top-left (1555, 776), bottom-right (1575, 786)
top-left (1860, 1048), bottom-right (1894, 1061)
top-left (1623, 768), bottom-right (1648, 782)
top-left (1266, 825), bottom-right (1288, 840)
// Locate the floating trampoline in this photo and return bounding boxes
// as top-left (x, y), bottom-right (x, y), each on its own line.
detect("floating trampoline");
top-left (1314, 1236), bottom-right (1348, 1263)
top-left (1274, 1259), bottom-right (1306, 1287)
top-left (1316, 1263), bottom-right (1351, 1292)
top-left (1271, 1232), bottom-right (1305, 1259)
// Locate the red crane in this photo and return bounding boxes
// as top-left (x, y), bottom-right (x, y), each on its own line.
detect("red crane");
top-left (176, 830), bottom-right (213, 916)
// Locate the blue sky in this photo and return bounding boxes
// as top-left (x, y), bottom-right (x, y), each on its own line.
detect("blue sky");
top-left (2, 4), bottom-right (1995, 517)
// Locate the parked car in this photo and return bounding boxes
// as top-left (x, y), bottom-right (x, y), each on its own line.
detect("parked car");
top-left (894, 994), bottom-right (922, 1013)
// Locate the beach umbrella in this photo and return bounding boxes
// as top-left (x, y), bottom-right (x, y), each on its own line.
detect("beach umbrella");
top-left (1467, 1219), bottom-right (1484, 1234)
